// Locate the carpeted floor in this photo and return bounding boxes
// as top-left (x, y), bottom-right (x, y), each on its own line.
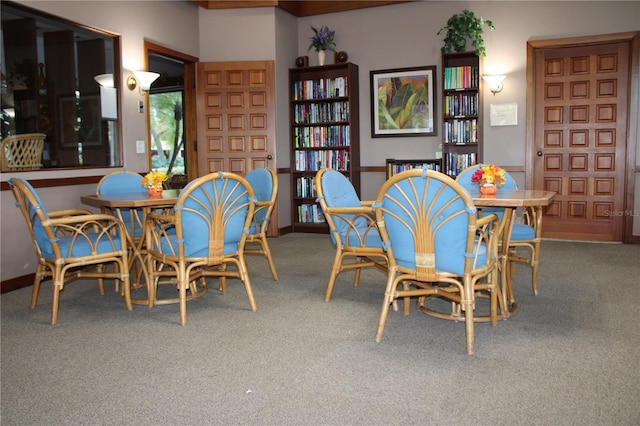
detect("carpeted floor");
top-left (1, 233), bottom-right (639, 425)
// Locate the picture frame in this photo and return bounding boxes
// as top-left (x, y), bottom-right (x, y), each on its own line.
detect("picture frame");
top-left (370, 65), bottom-right (437, 137)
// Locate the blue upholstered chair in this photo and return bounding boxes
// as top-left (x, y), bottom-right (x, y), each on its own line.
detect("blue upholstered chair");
top-left (96, 170), bottom-right (146, 239)
top-left (373, 169), bottom-right (500, 354)
top-left (9, 177), bottom-right (131, 324)
top-left (456, 165), bottom-right (541, 295)
top-left (315, 168), bottom-right (388, 302)
top-left (145, 171), bottom-right (257, 324)
top-left (244, 167), bottom-right (279, 280)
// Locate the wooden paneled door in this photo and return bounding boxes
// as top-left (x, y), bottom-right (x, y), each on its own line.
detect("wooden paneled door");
top-left (531, 35), bottom-right (637, 242)
top-left (196, 60), bottom-right (278, 235)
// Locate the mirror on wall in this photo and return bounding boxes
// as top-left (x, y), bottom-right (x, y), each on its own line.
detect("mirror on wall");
top-left (1, 1), bottom-right (121, 170)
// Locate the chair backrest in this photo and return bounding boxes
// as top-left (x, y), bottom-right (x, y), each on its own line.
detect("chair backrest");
top-left (9, 177), bottom-right (59, 259)
top-left (375, 169), bottom-right (484, 277)
top-left (96, 170), bottom-right (145, 195)
top-left (1, 133), bottom-right (46, 171)
top-left (96, 170), bottom-right (147, 238)
top-left (316, 168), bottom-right (369, 237)
top-left (173, 171), bottom-right (255, 259)
top-left (245, 167), bottom-right (277, 235)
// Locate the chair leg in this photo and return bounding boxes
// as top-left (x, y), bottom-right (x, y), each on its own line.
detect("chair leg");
top-left (50, 267), bottom-right (63, 325)
top-left (120, 259), bottom-right (132, 311)
top-left (238, 259), bottom-right (257, 311)
top-left (375, 271), bottom-right (398, 342)
top-left (178, 269), bottom-right (188, 325)
top-left (463, 276), bottom-right (475, 355)
top-left (30, 264), bottom-right (46, 308)
top-left (531, 243), bottom-right (540, 295)
top-left (324, 249), bottom-right (344, 302)
top-left (260, 235), bottom-right (279, 281)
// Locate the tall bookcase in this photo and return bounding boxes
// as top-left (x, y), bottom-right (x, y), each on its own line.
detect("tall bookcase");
top-left (441, 51), bottom-right (483, 177)
top-left (289, 62), bottom-right (360, 233)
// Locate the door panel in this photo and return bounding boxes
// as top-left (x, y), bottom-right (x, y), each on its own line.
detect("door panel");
top-left (196, 60), bottom-right (278, 235)
top-left (534, 42), bottom-right (629, 241)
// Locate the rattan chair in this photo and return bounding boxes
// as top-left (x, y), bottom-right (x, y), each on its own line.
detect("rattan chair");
top-left (145, 171), bottom-right (257, 324)
top-left (8, 177), bottom-right (131, 324)
top-left (244, 167), bottom-right (279, 280)
top-left (456, 165), bottom-right (541, 295)
top-left (1, 133), bottom-right (46, 171)
top-left (315, 168), bottom-right (388, 302)
top-left (373, 169), bottom-right (500, 354)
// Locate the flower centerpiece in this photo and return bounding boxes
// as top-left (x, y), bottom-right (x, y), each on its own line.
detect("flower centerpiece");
top-left (470, 164), bottom-right (505, 194)
top-left (308, 25), bottom-right (336, 66)
top-left (142, 170), bottom-right (168, 196)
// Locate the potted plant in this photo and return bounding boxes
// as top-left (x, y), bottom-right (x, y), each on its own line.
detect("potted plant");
top-left (437, 9), bottom-right (494, 58)
top-left (308, 25), bottom-right (336, 66)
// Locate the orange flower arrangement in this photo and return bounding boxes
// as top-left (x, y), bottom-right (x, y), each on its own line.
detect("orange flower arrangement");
top-left (470, 164), bottom-right (505, 187)
top-left (141, 170), bottom-right (168, 189)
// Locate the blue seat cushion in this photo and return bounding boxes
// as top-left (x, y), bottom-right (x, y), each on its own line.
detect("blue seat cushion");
top-left (511, 223), bottom-right (535, 240)
top-left (160, 235), bottom-right (239, 258)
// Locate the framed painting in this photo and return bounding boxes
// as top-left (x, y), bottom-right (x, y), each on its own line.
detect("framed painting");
top-left (370, 65), bottom-right (437, 137)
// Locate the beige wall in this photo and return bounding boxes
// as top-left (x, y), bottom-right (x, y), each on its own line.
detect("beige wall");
top-left (1, 0), bottom-right (200, 281)
top-left (1, 1), bottom-right (639, 281)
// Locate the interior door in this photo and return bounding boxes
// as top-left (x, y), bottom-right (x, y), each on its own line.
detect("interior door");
top-left (195, 60), bottom-right (278, 235)
top-left (533, 42), bottom-right (630, 241)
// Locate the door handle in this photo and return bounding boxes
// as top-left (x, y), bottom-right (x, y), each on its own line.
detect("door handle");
top-left (537, 151), bottom-right (543, 157)
top-left (267, 154), bottom-right (273, 160)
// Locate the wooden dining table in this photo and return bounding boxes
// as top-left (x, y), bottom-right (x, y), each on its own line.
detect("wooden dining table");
top-left (81, 189), bottom-right (181, 306)
top-left (469, 189), bottom-right (556, 319)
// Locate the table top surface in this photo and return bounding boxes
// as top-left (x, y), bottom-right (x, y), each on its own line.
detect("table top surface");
top-left (81, 189), bottom-right (180, 208)
top-left (470, 189), bottom-right (556, 208)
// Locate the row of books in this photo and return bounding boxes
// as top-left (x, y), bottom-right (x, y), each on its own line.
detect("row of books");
top-left (295, 176), bottom-right (317, 198)
top-left (297, 203), bottom-right (325, 224)
top-left (387, 162), bottom-right (441, 177)
top-left (443, 66), bottom-right (480, 90)
top-left (444, 153), bottom-right (477, 177)
top-left (443, 93), bottom-right (478, 117)
top-left (293, 149), bottom-right (349, 171)
top-left (293, 125), bottom-right (350, 148)
top-left (443, 119), bottom-right (478, 144)
top-left (293, 101), bottom-right (349, 124)
top-left (292, 76), bottom-right (348, 100)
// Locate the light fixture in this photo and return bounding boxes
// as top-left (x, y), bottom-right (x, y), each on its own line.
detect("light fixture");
top-left (482, 75), bottom-right (506, 95)
top-left (94, 73), bottom-right (114, 88)
top-left (127, 71), bottom-right (160, 94)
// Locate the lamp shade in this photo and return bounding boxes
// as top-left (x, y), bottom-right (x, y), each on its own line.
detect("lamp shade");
top-left (94, 73), bottom-right (114, 88)
top-left (132, 71), bottom-right (160, 92)
top-left (482, 75), bottom-right (506, 94)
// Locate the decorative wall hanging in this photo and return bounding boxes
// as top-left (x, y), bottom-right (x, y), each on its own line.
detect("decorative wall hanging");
top-left (370, 65), bottom-right (437, 137)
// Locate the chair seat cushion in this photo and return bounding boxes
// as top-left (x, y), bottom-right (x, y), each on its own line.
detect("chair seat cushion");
top-left (160, 235), bottom-right (239, 258)
top-left (394, 239), bottom-right (487, 276)
top-left (343, 227), bottom-right (383, 248)
top-left (41, 233), bottom-right (124, 259)
top-left (511, 223), bottom-right (535, 240)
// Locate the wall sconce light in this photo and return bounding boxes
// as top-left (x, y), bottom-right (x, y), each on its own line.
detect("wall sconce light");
top-left (126, 71), bottom-right (160, 94)
top-left (94, 73), bottom-right (114, 88)
top-left (482, 75), bottom-right (506, 95)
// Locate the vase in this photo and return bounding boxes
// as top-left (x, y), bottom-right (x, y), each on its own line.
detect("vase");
top-left (317, 50), bottom-right (326, 66)
top-left (147, 186), bottom-right (164, 197)
top-left (479, 183), bottom-right (498, 195)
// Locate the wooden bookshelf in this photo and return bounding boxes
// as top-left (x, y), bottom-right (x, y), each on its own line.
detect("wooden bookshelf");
top-left (441, 51), bottom-right (483, 177)
top-left (385, 158), bottom-right (442, 179)
top-left (289, 62), bottom-right (360, 233)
